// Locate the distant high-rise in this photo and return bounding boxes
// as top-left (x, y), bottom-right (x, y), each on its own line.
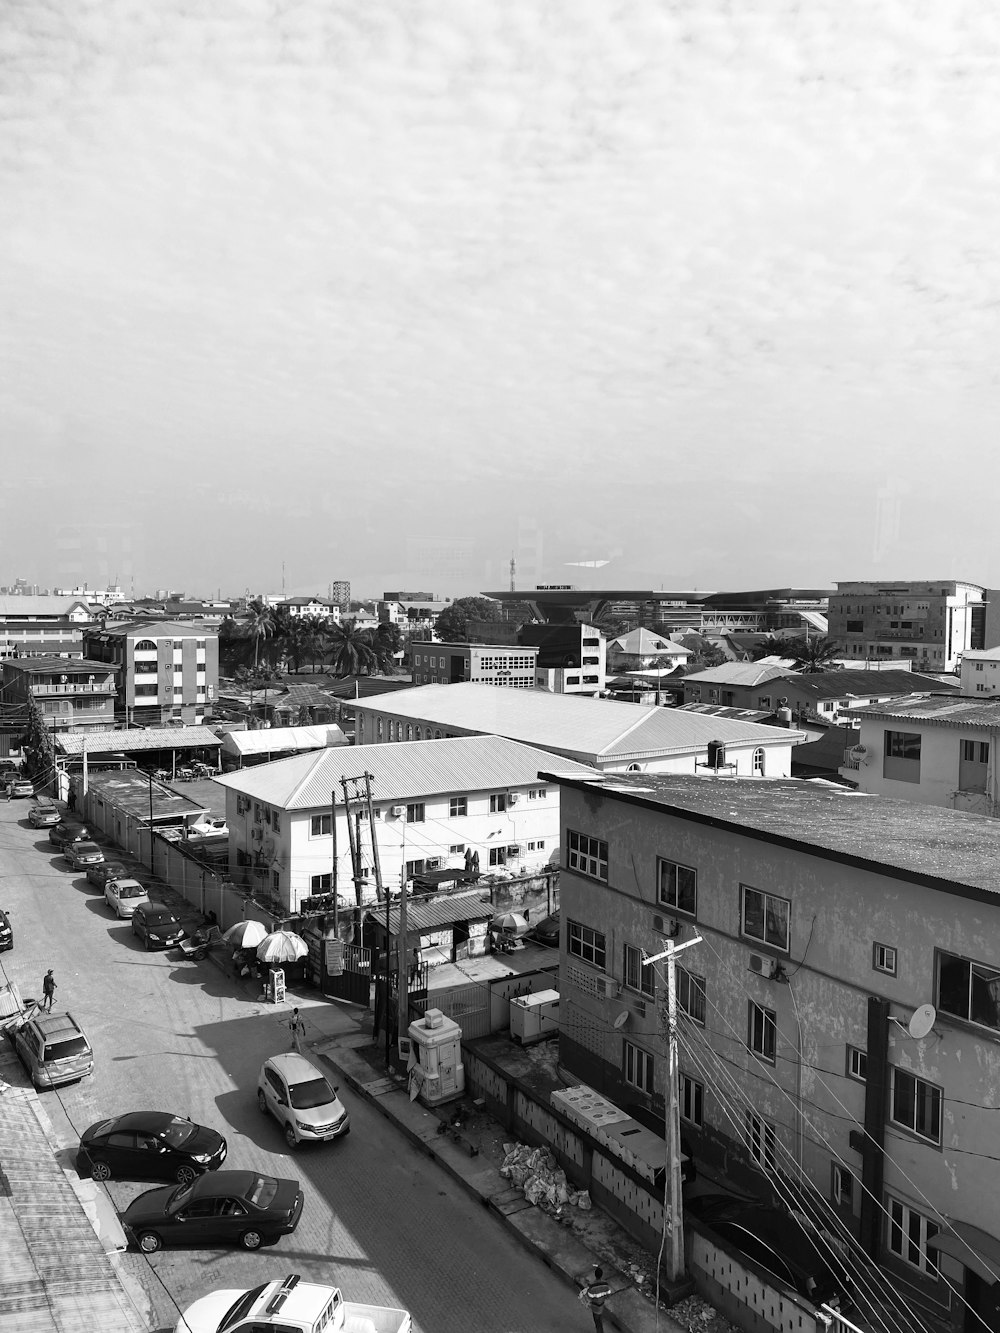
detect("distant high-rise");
top-left (330, 580), bottom-right (351, 614)
top-left (828, 580), bottom-right (985, 673)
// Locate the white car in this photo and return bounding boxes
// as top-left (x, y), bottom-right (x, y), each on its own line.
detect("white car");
top-left (104, 878), bottom-right (150, 919)
top-left (257, 1053), bottom-right (350, 1149)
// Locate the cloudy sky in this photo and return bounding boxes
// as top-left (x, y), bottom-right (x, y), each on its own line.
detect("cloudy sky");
top-left (2, 2), bottom-right (999, 599)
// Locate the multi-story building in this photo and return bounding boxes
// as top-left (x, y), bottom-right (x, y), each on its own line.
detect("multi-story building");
top-left (330, 580), bottom-right (351, 614)
top-left (547, 769), bottom-right (1000, 1331)
top-left (214, 734), bottom-right (596, 913)
top-left (960, 647), bottom-right (1000, 696)
top-left (683, 665), bottom-right (955, 724)
top-left (411, 643), bottom-right (539, 688)
top-left (517, 623), bottom-right (607, 696)
top-left (83, 621), bottom-right (218, 726)
top-left (0, 596), bottom-right (96, 660)
top-left (275, 596), bottom-right (341, 623)
top-left (828, 581), bottom-right (987, 673)
top-left (1, 657), bottom-right (117, 736)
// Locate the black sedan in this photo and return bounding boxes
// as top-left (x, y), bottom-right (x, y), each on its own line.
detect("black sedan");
top-left (87, 860), bottom-right (129, 889)
top-left (120, 1170), bottom-right (303, 1253)
top-left (528, 910), bottom-right (560, 947)
top-left (77, 1112), bottom-right (227, 1184)
top-left (0, 907), bottom-right (12, 952)
top-left (132, 904), bottom-right (186, 949)
top-left (48, 822), bottom-right (91, 849)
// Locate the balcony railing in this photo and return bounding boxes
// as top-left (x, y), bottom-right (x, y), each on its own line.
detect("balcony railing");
top-left (30, 682), bottom-right (116, 695)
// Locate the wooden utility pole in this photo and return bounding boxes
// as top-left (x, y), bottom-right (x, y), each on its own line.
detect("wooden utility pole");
top-left (644, 934), bottom-right (702, 1283)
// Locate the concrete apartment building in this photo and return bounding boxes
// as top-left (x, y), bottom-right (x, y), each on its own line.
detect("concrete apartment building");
top-left (518, 623), bottom-right (608, 696)
top-left (828, 581), bottom-right (987, 672)
top-left (0, 657), bottom-right (118, 741)
top-left (547, 770), bottom-right (1000, 1331)
top-left (0, 595), bottom-right (95, 660)
top-left (960, 648), bottom-right (1000, 696)
top-left (84, 621), bottom-right (218, 726)
top-left (411, 643), bottom-right (539, 688)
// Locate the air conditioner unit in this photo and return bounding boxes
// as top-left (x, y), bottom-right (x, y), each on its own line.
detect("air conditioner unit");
top-left (600, 977), bottom-right (621, 999)
top-left (748, 955), bottom-right (763, 973)
top-left (391, 805), bottom-right (405, 818)
top-left (506, 844), bottom-right (522, 857)
top-left (507, 792), bottom-right (520, 805)
top-left (251, 828), bottom-right (263, 842)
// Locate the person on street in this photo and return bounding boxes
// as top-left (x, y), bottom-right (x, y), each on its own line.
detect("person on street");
top-left (42, 969), bottom-right (57, 1012)
top-left (288, 1007), bottom-right (305, 1054)
top-left (5, 783), bottom-right (12, 802)
top-left (579, 1266), bottom-right (612, 1333)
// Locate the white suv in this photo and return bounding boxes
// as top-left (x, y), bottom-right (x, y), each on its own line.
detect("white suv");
top-left (257, 1053), bottom-right (350, 1149)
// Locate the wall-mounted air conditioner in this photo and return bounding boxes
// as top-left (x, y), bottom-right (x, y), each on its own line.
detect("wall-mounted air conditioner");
top-left (390, 805), bottom-right (405, 818)
top-left (507, 792), bottom-right (520, 805)
top-left (600, 976), bottom-right (620, 999)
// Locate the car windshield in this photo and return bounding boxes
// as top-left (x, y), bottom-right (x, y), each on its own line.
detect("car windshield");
top-left (157, 1116), bottom-right (196, 1148)
top-left (288, 1076), bottom-right (336, 1110)
top-left (118, 884), bottom-right (146, 899)
top-left (220, 1285), bottom-right (269, 1333)
top-left (148, 910), bottom-right (179, 927)
top-left (75, 843), bottom-right (100, 854)
top-left (245, 1175), bottom-right (278, 1208)
top-left (168, 1180), bottom-right (197, 1212)
top-left (44, 1036), bottom-right (90, 1061)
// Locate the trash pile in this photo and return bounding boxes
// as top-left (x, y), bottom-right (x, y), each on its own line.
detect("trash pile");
top-left (668, 1294), bottom-right (740, 1333)
top-left (500, 1142), bottom-right (592, 1213)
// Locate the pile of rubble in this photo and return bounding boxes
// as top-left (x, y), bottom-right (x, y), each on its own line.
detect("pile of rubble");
top-left (500, 1142), bottom-right (592, 1212)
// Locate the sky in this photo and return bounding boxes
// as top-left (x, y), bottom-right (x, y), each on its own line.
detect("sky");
top-left (2, 2), bottom-right (1000, 600)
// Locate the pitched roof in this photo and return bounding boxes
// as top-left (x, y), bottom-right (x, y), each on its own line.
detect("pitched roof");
top-left (95, 621), bottom-right (213, 638)
top-left (609, 628), bottom-right (688, 656)
top-left (55, 726), bottom-right (222, 756)
top-left (962, 647), bottom-right (1000, 662)
top-left (346, 682), bottom-right (804, 763)
top-left (221, 725), bottom-right (347, 756)
top-left (213, 733), bottom-right (599, 809)
top-left (0, 596), bottom-right (93, 617)
top-left (846, 694), bottom-right (1000, 727)
top-left (678, 704), bottom-right (775, 724)
top-left (3, 657), bottom-right (113, 675)
top-left (377, 889), bottom-right (494, 934)
top-left (681, 663), bottom-right (792, 687)
top-left (784, 669), bottom-right (956, 701)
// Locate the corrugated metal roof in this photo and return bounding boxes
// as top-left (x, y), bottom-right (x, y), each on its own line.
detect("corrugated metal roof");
top-left (4, 657), bottom-right (112, 675)
top-left (56, 726), bottom-right (222, 755)
top-left (346, 682), bottom-right (801, 762)
top-left (376, 889), bottom-right (494, 934)
top-left (848, 694), bottom-right (1000, 727)
top-left (0, 596), bottom-right (92, 616)
top-left (214, 733), bottom-right (599, 809)
top-left (788, 670), bottom-right (955, 701)
top-left (222, 725), bottom-right (347, 756)
top-left (682, 663), bottom-right (791, 687)
top-left (609, 628), bottom-right (687, 655)
top-left (96, 620), bottom-right (210, 638)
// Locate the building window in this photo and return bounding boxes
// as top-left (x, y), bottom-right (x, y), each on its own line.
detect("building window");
top-left (677, 967), bottom-right (706, 1025)
top-left (623, 944), bottom-right (655, 998)
top-left (310, 873), bottom-right (332, 892)
top-left (271, 871), bottom-right (280, 894)
top-left (744, 1111), bottom-right (776, 1171)
top-left (489, 792), bottom-right (508, 813)
top-left (568, 919), bottom-right (607, 970)
top-left (449, 843), bottom-right (465, 854)
top-left (886, 1196), bottom-right (940, 1275)
top-left (937, 949), bottom-right (1000, 1032)
top-left (679, 1073), bottom-right (703, 1127)
top-left (847, 1047), bottom-right (868, 1082)
top-left (567, 831), bottom-right (609, 882)
top-left (752, 747), bottom-right (765, 776)
top-left (310, 814), bottom-right (332, 837)
top-left (890, 1068), bottom-right (942, 1145)
top-left (405, 859), bottom-right (426, 878)
top-left (741, 885), bottom-right (790, 952)
top-left (406, 803), bottom-right (425, 823)
top-left (883, 729), bottom-right (921, 783)
top-left (488, 847), bottom-right (507, 867)
top-left (623, 1041), bottom-right (654, 1095)
top-left (873, 942), bottom-right (897, 976)
top-left (748, 1002), bottom-right (777, 1063)
top-left (449, 796), bottom-right (467, 817)
top-left (657, 859), bottom-right (696, 915)
top-left (832, 1163), bottom-right (853, 1208)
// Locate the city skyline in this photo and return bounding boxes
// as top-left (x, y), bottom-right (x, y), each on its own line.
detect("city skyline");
top-left (3, 3), bottom-right (1000, 595)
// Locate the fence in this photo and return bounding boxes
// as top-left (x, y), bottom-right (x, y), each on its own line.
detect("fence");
top-left (423, 965), bottom-right (558, 1041)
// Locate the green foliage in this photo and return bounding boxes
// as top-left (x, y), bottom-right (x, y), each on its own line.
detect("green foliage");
top-left (326, 621), bottom-right (377, 678)
top-left (24, 695), bottom-right (56, 786)
top-left (434, 596), bottom-right (501, 642)
top-left (679, 635), bottom-right (728, 670)
top-left (785, 635), bottom-right (842, 673)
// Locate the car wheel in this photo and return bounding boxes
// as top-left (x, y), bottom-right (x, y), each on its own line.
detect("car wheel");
top-left (175, 1164), bottom-right (196, 1185)
top-left (193, 947), bottom-right (207, 961)
top-left (284, 1123), bottom-right (298, 1149)
top-left (138, 1231), bottom-right (162, 1254)
top-left (257, 1089), bottom-right (268, 1114)
top-left (91, 1159), bottom-right (112, 1182)
top-left (240, 1229), bottom-right (263, 1250)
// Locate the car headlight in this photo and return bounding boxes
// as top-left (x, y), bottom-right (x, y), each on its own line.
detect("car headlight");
top-left (191, 1153), bottom-right (212, 1164)
top-left (295, 1120), bottom-right (315, 1131)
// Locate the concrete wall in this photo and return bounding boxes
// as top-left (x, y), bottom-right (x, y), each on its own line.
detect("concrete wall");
top-left (851, 716), bottom-right (1000, 814)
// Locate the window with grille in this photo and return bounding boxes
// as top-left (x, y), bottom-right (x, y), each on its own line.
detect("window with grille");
top-left (832, 1163), bottom-right (853, 1208)
top-left (567, 830), bottom-right (608, 881)
top-left (568, 920), bottom-right (606, 970)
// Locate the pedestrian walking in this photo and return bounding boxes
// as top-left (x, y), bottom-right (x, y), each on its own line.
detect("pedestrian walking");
top-left (42, 969), bottom-right (57, 1012)
top-left (579, 1266), bottom-right (612, 1333)
top-left (288, 1007), bottom-right (305, 1054)
top-left (5, 783), bottom-right (12, 802)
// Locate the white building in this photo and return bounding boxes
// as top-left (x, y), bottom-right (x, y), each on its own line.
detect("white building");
top-left (213, 734), bottom-right (597, 913)
top-left (960, 647), bottom-right (1000, 696)
top-left (828, 580), bottom-right (986, 673)
top-left (346, 681), bottom-right (805, 777)
top-left (275, 597), bottom-right (341, 622)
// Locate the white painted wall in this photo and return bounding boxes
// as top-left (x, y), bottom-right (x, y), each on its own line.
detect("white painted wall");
top-left (847, 716), bottom-right (1000, 814)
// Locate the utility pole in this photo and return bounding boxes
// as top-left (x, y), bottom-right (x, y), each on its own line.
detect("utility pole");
top-left (643, 934), bottom-right (703, 1283)
top-left (330, 789), bottom-right (338, 935)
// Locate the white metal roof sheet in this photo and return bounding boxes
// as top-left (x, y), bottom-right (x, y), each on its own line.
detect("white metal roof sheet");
top-left (222, 725), bottom-right (347, 756)
top-left (56, 726), bottom-right (223, 755)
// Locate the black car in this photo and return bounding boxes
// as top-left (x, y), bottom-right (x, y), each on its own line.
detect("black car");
top-left (77, 1111), bottom-right (227, 1184)
top-left (120, 1170), bottom-right (304, 1253)
top-left (48, 821), bottom-right (91, 849)
top-left (87, 860), bottom-right (129, 889)
top-left (686, 1194), bottom-right (851, 1306)
top-left (528, 910), bottom-right (560, 947)
top-left (0, 907), bottom-right (12, 952)
top-left (132, 904), bottom-right (186, 950)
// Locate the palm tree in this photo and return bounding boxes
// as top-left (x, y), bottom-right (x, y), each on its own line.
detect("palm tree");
top-left (371, 622), bottom-right (402, 675)
top-left (299, 615), bottom-right (330, 673)
top-left (245, 599), bottom-right (277, 669)
top-left (326, 620), bottom-right (377, 678)
top-left (786, 635), bottom-right (842, 673)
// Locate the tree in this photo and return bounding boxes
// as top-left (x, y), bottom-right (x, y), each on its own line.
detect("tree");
top-left (748, 635), bottom-right (792, 662)
top-left (679, 635), bottom-right (728, 670)
top-left (245, 599), bottom-right (278, 668)
top-left (23, 696), bottom-right (56, 789)
top-left (433, 597), bottom-right (502, 642)
top-left (326, 620), bottom-right (377, 678)
top-left (785, 635), bottom-right (842, 673)
top-left (371, 622), bottom-right (403, 675)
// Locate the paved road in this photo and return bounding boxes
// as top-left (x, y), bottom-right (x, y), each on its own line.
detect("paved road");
top-left (0, 802), bottom-right (583, 1333)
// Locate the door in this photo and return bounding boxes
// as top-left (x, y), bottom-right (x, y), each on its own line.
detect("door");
top-left (323, 943), bottom-right (372, 1004)
top-left (169, 1196), bottom-right (218, 1244)
top-left (965, 1271), bottom-right (1000, 1332)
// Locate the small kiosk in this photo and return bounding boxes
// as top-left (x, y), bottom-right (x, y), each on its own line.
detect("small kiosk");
top-left (407, 1008), bottom-right (465, 1107)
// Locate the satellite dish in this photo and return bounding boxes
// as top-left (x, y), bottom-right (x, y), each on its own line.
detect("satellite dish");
top-left (908, 1004), bottom-right (936, 1040)
top-left (611, 1008), bottom-right (630, 1030)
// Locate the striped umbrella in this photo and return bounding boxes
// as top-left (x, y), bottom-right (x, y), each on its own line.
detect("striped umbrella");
top-left (256, 931), bottom-right (308, 964)
top-left (223, 919), bottom-right (269, 949)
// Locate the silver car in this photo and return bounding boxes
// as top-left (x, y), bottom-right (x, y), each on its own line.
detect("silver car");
top-left (104, 878), bottom-right (150, 919)
top-left (257, 1053), bottom-right (350, 1149)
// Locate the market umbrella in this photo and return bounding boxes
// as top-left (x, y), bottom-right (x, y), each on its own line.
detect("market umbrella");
top-left (491, 912), bottom-right (529, 937)
top-left (223, 920), bottom-right (268, 949)
top-left (256, 931), bottom-right (309, 964)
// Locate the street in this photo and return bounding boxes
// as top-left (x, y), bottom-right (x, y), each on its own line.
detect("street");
top-left (0, 801), bottom-right (583, 1333)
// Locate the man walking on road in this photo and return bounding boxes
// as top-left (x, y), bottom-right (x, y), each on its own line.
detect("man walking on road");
top-left (579, 1266), bottom-right (612, 1333)
top-left (288, 1007), bottom-right (305, 1054)
top-left (42, 969), bottom-right (57, 1012)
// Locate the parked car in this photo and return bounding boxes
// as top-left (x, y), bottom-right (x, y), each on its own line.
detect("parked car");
top-left (132, 905), bottom-right (186, 950)
top-left (257, 1053), bottom-right (350, 1149)
top-left (686, 1193), bottom-right (852, 1307)
top-left (5, 776), bottom-right (35, 798)
top-left (119, 1170), bottom-right (304, 1253)
top-left (77, 1111), bottom-right (227, 1184)
top-left (105, 879), bottom-right (150, 919)
top-left (8, 1011), bottom-right (94, 1090)
top-left (28, 801), bottom-right (61, 828)
top-left (87, 860), bottom-right (129, 889)
top-left (0, 907), bottom-right (12, 952)
top-left (49, 821), bottom-right (91, 849)
top-left (528, 910), bottom-right (560, 947)
top-left (64, 840), bottom-right (106, 870)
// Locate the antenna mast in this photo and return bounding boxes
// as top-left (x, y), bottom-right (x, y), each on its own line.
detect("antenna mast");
top-left (509, 552), bottom-right (516, 592)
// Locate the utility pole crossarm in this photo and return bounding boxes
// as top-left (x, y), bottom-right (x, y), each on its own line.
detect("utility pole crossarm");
top-left (642, 935), bottom-right (702, 967)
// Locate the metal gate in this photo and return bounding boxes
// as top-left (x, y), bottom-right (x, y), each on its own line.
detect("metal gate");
top-left (323, 943), bottom-right (372, 1005)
